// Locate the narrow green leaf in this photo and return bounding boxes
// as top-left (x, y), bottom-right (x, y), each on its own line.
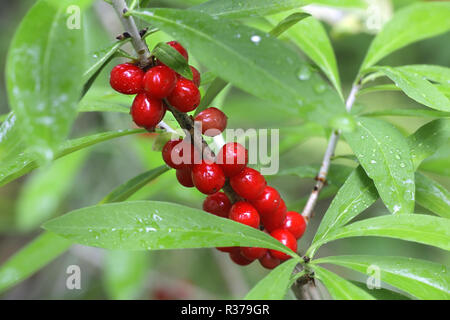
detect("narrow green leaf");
top-left (0, 129), bottom-right (144, 187)
top-left (0, 232), bottom-right (72, 294)
top-left (398, 65), bottom-right (450, 85)
top-left (103, 250), bottom-right (150, 300)
top-left (313, 255), bottom-right (450, 300)
top-left (309, 214), bottom-right (450, 255)
top-left (420, 145), bottom-right (450, 177)
top-left (415, 172), bottom-right (450, 219)
top-left (100, 166), bottom-right (170, 204)
top-left (194, 77), bottom-right (228, 116)
top-left (362, 108), bottom-right (450, 118)
top-left (6, 0), bottom-right (92, 161)
top-left (43, 201), bottom-right (300, 257)
top-left (310, 265), bottom-right (375, 300)
top-left (152, 42), bottom-right (193, 80)
top-left (344, 117), bottom-right (415, 214)
top-left (311, 166), bottom-right (378, 254)
top-left (244, 259), bottom-right (299, 300)
top-left (407, 119), bottom-right (450, 170)
top-left (269, 12), bottom-right (310, 38)
top-left (374, 66), bottom-right (450, 112)
top-left (349, 281), bottom-right (410, 300)
top-left (361, 2), bottom-right (450, 70)
top-left (131, 8), bottom-right (345, 126)
top-left (276, 164), bottom-right (353, 187)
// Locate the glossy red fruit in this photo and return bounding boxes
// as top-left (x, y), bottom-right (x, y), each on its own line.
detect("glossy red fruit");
top-left (283, 211), bottom-right (307, 239)
top-left (251, 186), bottom-right (281, 216)
top-left (143, 65), bottom-right (177, 99)
top-left (216, 247), bottom-right (234, 253)
top-left (203, 192), bottom-right (231, 218)
top-left (217, 142), bottom-right (248, 177)
top-left (192, 162), bottom-right (226, 194)
top-left (194, 107), bottom-right (228, 137)
top-left (259, 251), bottom-right (281, 269)
top-left (162, 139), bottom-right (197, 169)
top-left (110, 63), bottom-right (144, 94)
top-left (229, 201), bottom-right (260, 229)
top-left (167, 41), bottom-right (188, 61)
top-left (261, 199), bottom-right (287, 232)
top-left (229, 248), bottom-right (253, 266)
top-left (130, 93), bottom-right (165, 129)
top-left (241, 247), bottom-right (267, 260)
top-left (230, 167), bottom-right (266, 200)
top-left (176, 167), bottom-right (194, 188)
top-left (269, 229), bottom-right (298, 261)
top-left (167, 79), bottom-right (201, 112)
top-left (179, 66), bottom-right (201, 87)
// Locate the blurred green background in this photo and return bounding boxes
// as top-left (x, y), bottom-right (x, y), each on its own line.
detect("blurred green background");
top-left (0, 0), bottom-right (448, 299)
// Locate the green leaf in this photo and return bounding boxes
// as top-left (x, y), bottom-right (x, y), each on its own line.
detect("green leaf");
top-left (267, 14), bottom-right (342, 99)
top-left (343, 117), bottom-right (415, 214)
top-left (309, 214), bottom-right (450, 255)
top-left (374, 66), bottom-right (450, 112)
top-left (276, 164), bottom-right (353, 187)
top-left (131, 8), bottom-right (345, 126)
top-left (194, 77), bottom-right (228, 116)
top-left (103, 250), bottom-right (150, 300)
top-left (244, 259), bottom-right (299, 300)
top-left (349, 281), bottom-right (411, 300)
top-left (360, 2), bottom-right (450, 71)
top-left (0, 129), bottom-right (144, 187)
top-left (313, 255), bottom-right (450, 300)
top-left (362, 108), bottom-right (450, 118)
top-left (310, 265), bottom-right (375, 300)
top-left (415, 172), bottom-right (450, 219)
top-left (6, 0), bottom-right (92, 162)
top-left (15, 150), bottom-right (89, 231)
top-left (311, 166), bottom-right (378, 255)
top-left (99, 166), bottom-right (170, 204)
top-left (43, 201), bottom-right (300, 257)
top-left (151, 42), bottom-right (193, 80)
top-left (398, 65), bottom-right (450, 85)
top-left (0, 231), bottom-right (72, 294)
top-left (269, 12), bottom-right (310, 38)
top-left (407, 119), bottom-right (450, 170)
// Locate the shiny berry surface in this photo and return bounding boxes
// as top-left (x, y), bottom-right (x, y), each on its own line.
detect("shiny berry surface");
top-left (167, 79), bottom-right (201, 112)
top-left (162, 139), bottom-right (197, 169)
top-left (195, 107), bottom-right (228, 137)
top-left (261, 199), bottom-right (286, 232)
top-left (283, 211), bottom-right (307, 239)
top-left (143, 65), bottom-right (177, 99)
top-left (192, 162), bottom-right (226, 195)
top-left (241, 247), bottom-right (267, 260)
top-left (229, 201), bottom-right (260, 229)
top-left (229, 248), bottom-right (253, 266)
top-left (176, 167), bottom-right (194, 188)
top-left (217, 142), bottom-right (248, 177)
top-left (167, 41), bottom-right (188, 61)
top-left (110, 63), bottom-right (144, 94)
top-left (130, 93), bottom-right (165, 129)
top-left (230, 167), bottom-right (266, 200)
top-left (203, 192), bottom-right (231, 218)
top-left (259, 251), bottom-right (281, 269)
top-left (269, 229), bottom-right (298, 261)
top-left (251, 186), bottom-right (281, 216)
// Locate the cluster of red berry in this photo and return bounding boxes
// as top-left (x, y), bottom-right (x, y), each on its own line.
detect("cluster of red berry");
top-left (110, 41), bottom-right (307, 270)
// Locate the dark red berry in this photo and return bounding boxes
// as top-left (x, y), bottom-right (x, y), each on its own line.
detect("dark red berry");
top-left (162, 139), bottom-right (198, 169)
top-left (167, 78), bottom-right (201, 112)
top-left (261, 199), bottom-right (286, 232)
top-left (110, 63), bottom-right (144, 94)
top-left (130, 93), bottom-right (165, 129)
top-left (251, 186), bottom-right (281, 216)
top-left (230, 167), bottom-right (266, 200)
top-left (203, 192), bottom-right (231, 218)
top-left (229, 201), bottom-right (260, 229)
top-left (241, 247), bottom-right (267, 260)
top-left (194, 107), bottom-right (228, 137)
top-left (179, 66), bottom-right (201, 87)
top-left (259, 251), bottom-right (281, 269)
top-left (217, 143), bottom-right (248, 177)
top-left (176, 167), bottom-right (194, 188)
top-left (167, 41), bottom-right (188, 61)
top-left (143, 65), bottom-right (177, 99)
top-left (283, 211), bottom-right (307, 239)
top-left (192, 161), bottom-right (226, 195)
top-left (229, 248), bottom-right (253, 266)
top-left (269, 229), bottom-right (297, 261)
top-left (216, 247), bottom-right (234, 253)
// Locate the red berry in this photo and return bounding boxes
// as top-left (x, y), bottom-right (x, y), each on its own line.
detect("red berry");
top-left (176, 167), bottom-right (194, 188)
top-left (167, 79), bottom-right (201, 112)
top-left (203, 192), bottom-right (231, 218)
top-left (192, 161), bottom-right (226, 195)
top-left (259, 251), bottom-right (281, 270)
top-left (110, 63), bottom-right (144, 94)
top-left (261, 199), bottom-right (286, 232)
top-left (194, 107), bottom-right (228, 137)
top-left (190, 66), bottom-right (201, 87)
top-left (130, 93), bottom-right (165, 129)
top-left (217, 143), bottom-right (248, 177)
top-left (143, 65), bottom-right (177, 99)
top-left (230, 167), bottom-right (266, 200)
top-left (217, 247), bottom-right (233, 253)
top-left (162, 139), bottom-right (198, 169)
top-left (229, 201), bottom-right (260, 229)
top-left (241, 247), bottom-right (267, 260)
top-left (269, 229), bottom-right (297, 261)
top-left (229, 248), bottom-right (253, 266)
top-left (283, 211), bottom-right (307, 239)
top-left (251, 186), bottom-right (281, 216)
top-left (167, 41), bottom-right (188, 61)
